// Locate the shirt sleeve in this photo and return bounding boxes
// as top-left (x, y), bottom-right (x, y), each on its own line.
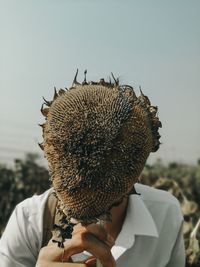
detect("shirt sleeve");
top-left (0, 190), bottom-right (51, 267)
top-left (165, 222), bottom-right (186, 267)
top-left (0, 203), bottom-right (39, 267)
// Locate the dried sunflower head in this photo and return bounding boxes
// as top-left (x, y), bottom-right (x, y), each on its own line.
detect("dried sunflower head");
top-left (40, 71), bottom-right (162, 223)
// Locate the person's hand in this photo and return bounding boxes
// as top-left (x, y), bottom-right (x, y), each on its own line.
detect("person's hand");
top-left (35, 222), bottom-right (115, 267)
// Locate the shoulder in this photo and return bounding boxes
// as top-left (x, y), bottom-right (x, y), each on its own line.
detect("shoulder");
top-left (135, 182), bottom-right (181, 207)
top-left (130, 184), bottom-right (185, 265)
top-left (16, 188), bottom-right (52, 216)
top-left (134, 183), bottom-right (183, 223)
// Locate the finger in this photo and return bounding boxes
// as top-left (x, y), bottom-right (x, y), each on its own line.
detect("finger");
top-left (73, 223), bottom-right (115, 248)
top-left (64, 232), bottom-right (116, 267)
top-left (46, 229), bottom-right (115, 267)
top-left (86, 224), bottom-right (115, 248)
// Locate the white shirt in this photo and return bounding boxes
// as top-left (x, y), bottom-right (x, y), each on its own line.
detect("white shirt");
top-left (0, 183), bottom-right (185, 267)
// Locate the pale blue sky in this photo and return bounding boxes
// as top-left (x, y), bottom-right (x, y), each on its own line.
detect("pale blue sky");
top-left (0, 0), bottom-right (200, 165)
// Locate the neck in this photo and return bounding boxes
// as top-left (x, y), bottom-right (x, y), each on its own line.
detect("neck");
top-left (105, 197), bottom-right (129, 240)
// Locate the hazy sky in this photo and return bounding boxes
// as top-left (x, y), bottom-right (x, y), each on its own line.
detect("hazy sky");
top-left (0, 0), bottom-right (200, 165)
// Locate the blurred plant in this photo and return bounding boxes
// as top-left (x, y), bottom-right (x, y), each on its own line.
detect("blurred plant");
top-left (186, 218), bottom-right (200, 267)
top-left (141, 160), bottom-right (200, 266)
top-left (0, 153), bottom-right (50, 235)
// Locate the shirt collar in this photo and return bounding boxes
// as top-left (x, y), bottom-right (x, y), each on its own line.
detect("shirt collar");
top-left (75, 186), bottom-right (159, 262)
top-left (112, 189), bottom-right (159, 259)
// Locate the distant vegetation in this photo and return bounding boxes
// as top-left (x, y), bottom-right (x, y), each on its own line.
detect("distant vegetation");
top-left (0, 154), bottom-right (199, 266)
top-left (0, 153), bottom-right (50, 236)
